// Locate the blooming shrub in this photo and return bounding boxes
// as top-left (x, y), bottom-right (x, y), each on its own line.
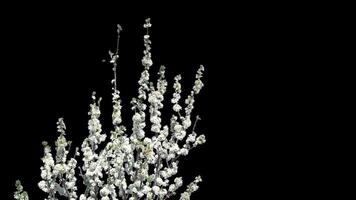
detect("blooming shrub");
top-left (14, 18), bottom-right (206, 200)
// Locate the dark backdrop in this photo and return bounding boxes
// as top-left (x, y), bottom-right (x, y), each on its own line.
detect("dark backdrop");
top-left (0, 4), bottom-right (232, 200)
top-left (0, 2), bottom-right (307, 200)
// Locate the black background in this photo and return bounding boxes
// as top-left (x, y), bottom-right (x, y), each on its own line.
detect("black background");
top-left (0, 2), bottom-right (310, 200)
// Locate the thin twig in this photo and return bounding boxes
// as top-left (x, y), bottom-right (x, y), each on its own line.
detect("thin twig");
top-left (192, 115), bottom-right (201, 133)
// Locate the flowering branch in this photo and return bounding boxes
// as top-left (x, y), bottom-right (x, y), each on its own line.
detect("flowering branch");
top-left (38, 118), bottom-right (78, 200)
top-left (14, 18), bottom-right (206, 200)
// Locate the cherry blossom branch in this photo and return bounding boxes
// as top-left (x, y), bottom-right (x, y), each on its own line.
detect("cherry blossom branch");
top-left (14, 18), bottom-right (206, 200)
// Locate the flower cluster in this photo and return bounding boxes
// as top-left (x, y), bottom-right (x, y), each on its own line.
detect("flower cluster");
top-left (180, 176), bottom-right (203, 200)
top-left (142, 18), bottom-right (153, 68)
top-left (15, 18), bottom-right (206, 200)
top-left (148, 65), bottom-right (167, 134)
top-left (38, 118), bottom-right (78, 200)
top-left (14, 180), bottom-right (29, 200)
top-left (79, 93), bottom-right (109, 200)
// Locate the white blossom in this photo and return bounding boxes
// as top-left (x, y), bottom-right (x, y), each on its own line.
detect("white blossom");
top-left (38, 180), bottom-right (47, 191)
top-left (194, 135), bottom-right (206, 147)
top-left (152, 185), bottom-right (160, 195)
top-left (142, 185), bottom-right (151, 194)
top-left (100, 186), bottom-right (110, 197)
